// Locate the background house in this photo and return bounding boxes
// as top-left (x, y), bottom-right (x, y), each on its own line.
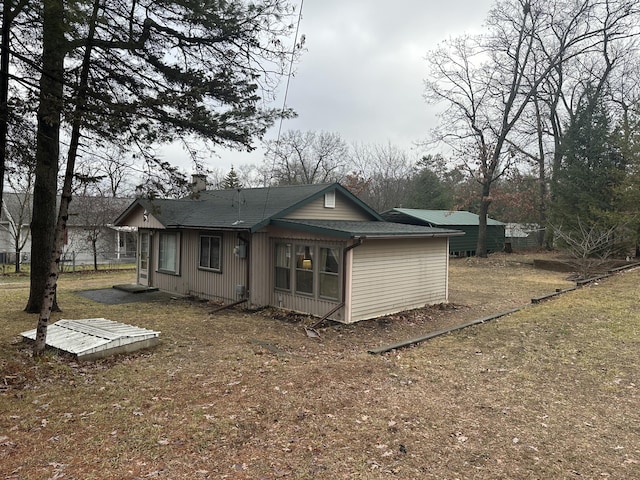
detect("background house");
top-left (0, 193), bottom-right (135, 268)
top-left (115, 183), bottom-right (463, 323)
top-left (381, 208), bottom-right (506, 256)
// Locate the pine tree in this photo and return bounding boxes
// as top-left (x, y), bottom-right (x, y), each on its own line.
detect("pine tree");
top-left (551, 90), bottom-right (626, 232)
top-left (222, 166), bottom-right (242, 190)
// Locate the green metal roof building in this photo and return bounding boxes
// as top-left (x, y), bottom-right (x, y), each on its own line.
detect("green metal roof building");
top-left (381, 208), bottom-right (506, 256)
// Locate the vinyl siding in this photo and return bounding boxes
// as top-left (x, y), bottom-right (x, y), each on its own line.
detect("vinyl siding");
top-left (350, 238), bottom-right (448, 322)
top-left (284, 191), bottom-right (373, 221)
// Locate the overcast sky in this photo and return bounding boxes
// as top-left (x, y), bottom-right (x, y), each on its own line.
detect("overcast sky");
top-left (166, 0), bottom-right (495, 174)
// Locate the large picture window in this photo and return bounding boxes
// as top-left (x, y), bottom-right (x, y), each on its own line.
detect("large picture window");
top-left (200, 235), bottom-right (222, 271)
top-left (158, 232), bottom-right (179, 274)
top-left (319, 247), bottom-right (340, 300)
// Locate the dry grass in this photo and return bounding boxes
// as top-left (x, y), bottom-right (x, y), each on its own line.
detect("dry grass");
top-left (1, 253), bottom-right (639, 479)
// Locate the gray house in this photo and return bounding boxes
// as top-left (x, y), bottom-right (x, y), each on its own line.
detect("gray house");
top-left (1, 193), bottom-right (135, 267)
top-left (381, 208), bottom-right (506, 257)
top-left (115, 183), bottom-right (463, 323)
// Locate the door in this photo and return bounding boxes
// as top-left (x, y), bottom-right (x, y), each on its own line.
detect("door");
top-left (138, 231), bottom-right (150, 286)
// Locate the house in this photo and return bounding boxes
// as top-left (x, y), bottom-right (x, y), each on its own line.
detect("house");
top-left (381, 208), bottom-right (506, 257)
top-left (0, 192), bottom-right (32, 265)
top-left (114, 182), bottom-right (463, 324)
top-left (0, 193), bottom-right (136, 267)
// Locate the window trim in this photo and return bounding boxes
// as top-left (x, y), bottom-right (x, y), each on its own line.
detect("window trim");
top-left (324, 191), bottom-right (336, 208)
top-left (318, 246), bottom-right (341, 301)
top-left (199, 234), bottom-right (223, 273)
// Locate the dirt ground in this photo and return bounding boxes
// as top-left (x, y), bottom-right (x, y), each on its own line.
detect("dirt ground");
top-left (1, 252), bottom-right (638, 479)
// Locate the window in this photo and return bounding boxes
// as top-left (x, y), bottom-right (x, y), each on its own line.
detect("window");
top-left (273, 242), bottom-right (342, 300)
top-left (158, 232), bottom-right (179, 273)
top-left (274, 243), bottom-right (291, 290)
top-left (200, 235), bottom-right (222, 271)
top-left (295, 244), bottom-right (314, 295)
top-left (319, 247), bottom-right (340, 300)
top-left (324, 191), bottom-right (336, 208)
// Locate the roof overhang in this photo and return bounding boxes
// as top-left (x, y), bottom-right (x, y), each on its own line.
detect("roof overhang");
top-left (270, 219), bottom-right (465, 239)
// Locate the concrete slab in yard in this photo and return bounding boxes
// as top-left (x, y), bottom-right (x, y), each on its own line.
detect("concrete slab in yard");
top-left (113, 284), bottom-right (159, 293)
top-left (77, 288), bottom-right (177, 305)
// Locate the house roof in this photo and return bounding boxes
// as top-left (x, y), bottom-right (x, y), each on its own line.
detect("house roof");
top-left (116, 183), bottom-right (384, 232)
top-left (2, 192), bottom-right (132, 227)
top-left (382, 208), bottom-right (505, 226)
top-left (271, 219), bottom-right (464, 239)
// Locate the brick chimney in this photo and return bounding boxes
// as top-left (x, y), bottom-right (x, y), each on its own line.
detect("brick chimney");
top-left (190, 174), bottom-right (207, 195)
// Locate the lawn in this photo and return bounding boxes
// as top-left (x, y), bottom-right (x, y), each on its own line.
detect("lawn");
top-left (1, 253), bottom-right (638, 479)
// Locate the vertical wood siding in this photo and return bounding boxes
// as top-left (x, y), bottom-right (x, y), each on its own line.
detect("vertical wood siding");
top-left (349, 238), bottom-right (448, 322)
top-left (249, 231), bottom-right (271, 307)
top-left (269, 235), bottom-right (346, 321)
top-left (152, 230), bottom-right (249, 303)
top-left (121, 205), bottom-right (165, 229)
top-left (284, 191), bottom-right (373, 221)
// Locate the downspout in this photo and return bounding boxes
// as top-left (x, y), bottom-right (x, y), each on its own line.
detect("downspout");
top-left (238, 232), bottom-right (251, 304)
top-left (310, 237), bottom-right (364, 330)
top-left (342, 237), bottom-right (364, 323)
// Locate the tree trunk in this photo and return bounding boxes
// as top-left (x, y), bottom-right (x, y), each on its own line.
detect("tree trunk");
top-left (14, 247), bottom-right (20, 273)
top-left (0, 2), bottom-right (11, 211)
top-left (25, 0), bottom-right (65, 314)
top-left (33, 0), bottom-right (101, 356)
top-left (476, 185), bottom-right (491, 258)
top-left (93, 239), bottom-right (98, 271)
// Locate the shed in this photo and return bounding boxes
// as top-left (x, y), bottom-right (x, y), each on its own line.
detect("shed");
top-left (381, 208), bottom-right (505, 256)
top-left (21, 318), bottom-right (160, 360)
top-left (505, 223), bottom-right (540, 250)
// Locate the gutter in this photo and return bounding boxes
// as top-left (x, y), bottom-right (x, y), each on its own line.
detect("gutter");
top-left (342, 237), bottom-right (364, 323)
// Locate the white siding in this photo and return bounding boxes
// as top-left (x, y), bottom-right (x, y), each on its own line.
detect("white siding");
top-left (284, 191), bottom-right (372, 221)
top-left (349, 238), bottom-right (448, 322)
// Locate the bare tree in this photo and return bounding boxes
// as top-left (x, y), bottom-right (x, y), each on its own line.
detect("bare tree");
top-left (552, 218), bottom-right (627, 278)
top-left (350, 142), bottom-right (417, 212)
top-left (425, 0), bottom-right (640, 257)
top-left (1, 179), bottom-right (32, 273)
top-left (265, 130), bottom-right (349, 185)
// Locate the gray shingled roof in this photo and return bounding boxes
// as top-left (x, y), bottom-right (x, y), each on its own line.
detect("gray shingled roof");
top-left (128, 183), bottom-right (383, 232)
top-left (271, 219), bottom-right (463, 238)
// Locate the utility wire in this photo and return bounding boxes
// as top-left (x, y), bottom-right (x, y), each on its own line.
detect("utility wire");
top-left (260, 0), bottom-right (304, 220)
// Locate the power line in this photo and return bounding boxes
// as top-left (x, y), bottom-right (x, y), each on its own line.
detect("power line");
top-left (260, 0), bottom-right (304, 220)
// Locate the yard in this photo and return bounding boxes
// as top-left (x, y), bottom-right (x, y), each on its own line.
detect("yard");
top-left (1, 252), bottom-right (639, 479)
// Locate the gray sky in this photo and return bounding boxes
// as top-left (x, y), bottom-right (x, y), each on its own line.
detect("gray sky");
top-left (165, 0), bottom-right (495, 173)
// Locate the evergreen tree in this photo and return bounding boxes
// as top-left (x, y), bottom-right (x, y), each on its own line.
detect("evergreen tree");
top-left (222, 166), bottom-right (242, 190)
top-left (551, 90), bottom-right (626, 232)
top-left (23, 0), bottom-right (298, 314)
